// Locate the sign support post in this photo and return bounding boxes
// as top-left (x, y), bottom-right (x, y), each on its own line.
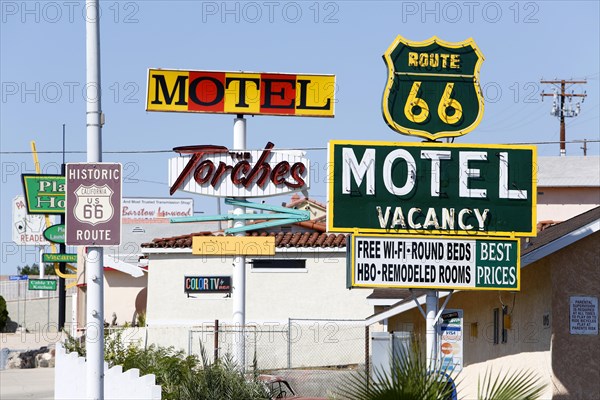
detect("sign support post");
top-left (85, 0), bottom-right (104, 398)
top-left (232, 115), bottom-right (246, 370)
top-left (39, 247), bottom-right (45, 299)
top-left (58, 125), bottom-right (66, 330)
top-left (425, 291), bottom-right (438, 371)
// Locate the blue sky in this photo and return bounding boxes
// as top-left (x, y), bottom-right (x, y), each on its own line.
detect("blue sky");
top-left (1, 1), bottom-right (599, 275)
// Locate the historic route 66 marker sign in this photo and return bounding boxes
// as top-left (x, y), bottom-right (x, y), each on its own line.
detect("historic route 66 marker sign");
top-left (66, 163), bottom-right (122, 246)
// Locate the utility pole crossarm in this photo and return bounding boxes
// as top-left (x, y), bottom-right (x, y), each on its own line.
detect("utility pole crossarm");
top-left (540, 80), bottom-right (587, 84)
top-left (540, 78), bottom-right (588, 157)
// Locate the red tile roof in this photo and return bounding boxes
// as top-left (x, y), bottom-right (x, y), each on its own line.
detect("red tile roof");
top-left (285, 196), bottom-right (327, 210)
top-left (141, 231), bottom-right (348, 249)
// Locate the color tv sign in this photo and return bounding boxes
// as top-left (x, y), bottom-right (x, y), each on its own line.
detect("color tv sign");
top-left (146, 69), bottom-right (335, 117)
top-left (169, 142), bottom-right (309, 197)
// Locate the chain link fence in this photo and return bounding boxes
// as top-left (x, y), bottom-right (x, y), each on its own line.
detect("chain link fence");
top-left (188, 319), bottom-right (367, 398)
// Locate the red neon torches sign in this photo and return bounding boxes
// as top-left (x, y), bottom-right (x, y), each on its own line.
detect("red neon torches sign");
top-left (169, 142), bottom-right (310, 198)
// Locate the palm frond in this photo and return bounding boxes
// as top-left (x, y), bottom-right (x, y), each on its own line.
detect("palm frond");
top-left (477, 368), bottom-right (547, 400)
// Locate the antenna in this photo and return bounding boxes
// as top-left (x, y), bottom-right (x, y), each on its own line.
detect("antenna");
top-left (540, 79), bottom-right (587, 156)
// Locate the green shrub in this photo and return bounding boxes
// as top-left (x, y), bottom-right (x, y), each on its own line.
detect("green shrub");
top-left (336, 342), bottom-right (547, 400)
top-left (0, 295), bottom-right (9, 332)
top-left (63, 328), bottom-right (270, 400)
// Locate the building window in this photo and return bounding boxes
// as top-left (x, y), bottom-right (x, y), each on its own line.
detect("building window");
top-left (493, 308), bottom-right (499, 344)
top-left (251, 259), bottom-right (306, 270)
top-left (493, 307), bottom-right (509, 344)
top-left (501, 306), bottom-right (508, 344)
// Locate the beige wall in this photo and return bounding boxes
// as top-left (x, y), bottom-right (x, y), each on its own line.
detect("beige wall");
top-left (104, 270), bottom-right (148, 326)
top-left (387, 262), bottom-right (552, 361)
top-left (550, 232), bottom-right (599, 399)
top-left (385, 231), bottom-right (600, 399)
top-left (146, 250), bottom-right (373, 326)
top-left (76, 270), bottom-right (147, 328)
top-left (537, 187), bottom-right (600, 222)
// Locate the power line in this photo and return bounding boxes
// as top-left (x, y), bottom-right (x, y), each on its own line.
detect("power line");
top-left (2, 142), bottom-right (600, 156)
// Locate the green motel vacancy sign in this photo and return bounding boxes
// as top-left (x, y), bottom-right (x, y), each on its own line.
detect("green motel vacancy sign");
top-left (28, 279), bottom-right (57, 291)
top-left (328, 141), bottom-right (537, 237)
top-left (350, 235), bottom-right (520, 291)
top-left (22, 175), bottom-right (65, 214)
top-left (382, 36), bottom-right (485, 141)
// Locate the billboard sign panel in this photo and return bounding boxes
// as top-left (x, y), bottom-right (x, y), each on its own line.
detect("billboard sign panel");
top-left (349, 234), bottom-right (520, 290)
top-left (65, 163), bottom-right (122, 246)
top-left (122, 198), bottom-right (194, 223)
top-left (146, 69), bottom-right (335, 117)
top-left (169, 142), bottom-right (309, 198)
top-left (21, 174), bottom-right (66, 214)
top-left (328, 141), bottom-right (536, 236)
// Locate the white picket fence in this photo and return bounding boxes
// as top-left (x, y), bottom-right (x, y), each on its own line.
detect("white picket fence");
top-left (54, 344), bottom-right (161, 399)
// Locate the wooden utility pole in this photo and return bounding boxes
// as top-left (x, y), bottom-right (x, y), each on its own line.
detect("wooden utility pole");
top-left (540, 79), bottom-right (587, 156)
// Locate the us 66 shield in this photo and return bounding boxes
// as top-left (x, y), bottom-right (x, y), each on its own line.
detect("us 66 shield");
top-left (65, 163), bottom-right (122, 246)
top-left (350, 234), bottom-right (520, 291)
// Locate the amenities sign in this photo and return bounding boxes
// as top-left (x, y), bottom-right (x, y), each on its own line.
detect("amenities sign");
top-left (147, 69), bottom-right (335, 117)
top-left (349, 234), bottom-right (520, 290)
top-left (438, 310), bottom-right (463, 372)
top-left (328, 141), bottom-right (536, 236)
top-left (184, 276), bottom-right (232, 294)
top-left (28, 279), bottom-right (57, 291)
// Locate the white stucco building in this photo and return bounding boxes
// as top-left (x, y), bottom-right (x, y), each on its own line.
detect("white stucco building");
top-left (536, 156), bottom-right (600, 224)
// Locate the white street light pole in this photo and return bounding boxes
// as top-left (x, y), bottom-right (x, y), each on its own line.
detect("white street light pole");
top-left (232, 115), bottom-right (246, 370)
top-left (85, 0), bottom-right (104, 398)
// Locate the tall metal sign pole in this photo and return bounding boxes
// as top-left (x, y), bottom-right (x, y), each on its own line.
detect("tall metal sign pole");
top-left (232, 115), bottom-right (246, 368)
top-left (85, 0), bottom-right (104, 398)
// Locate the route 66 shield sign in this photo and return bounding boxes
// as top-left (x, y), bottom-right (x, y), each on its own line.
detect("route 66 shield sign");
top-left (382, 35), bottom-right (485, 141)
top-left (74, 184), bottom-right (115, 226)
